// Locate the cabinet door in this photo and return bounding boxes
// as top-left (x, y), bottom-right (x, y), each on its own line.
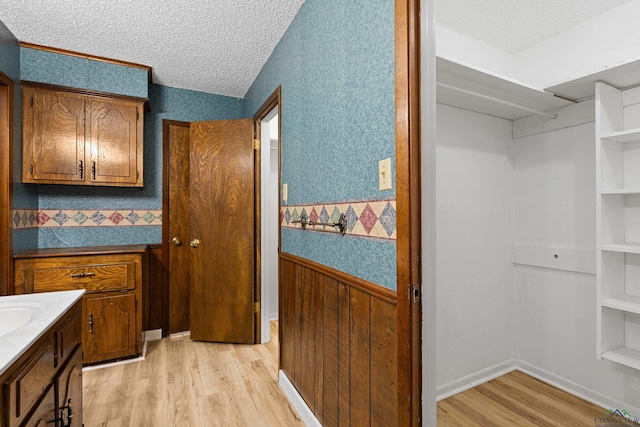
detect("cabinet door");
top-left (84, 293), bottom-right (137, 363)
top-left (23, 87), bottom-right (85, 183)
top-left (22, 385), bottom-right (56, 427)
top-left (56, 347), bottom-right (82, 427)
top-left (87, 99), bottom-right (142, 187)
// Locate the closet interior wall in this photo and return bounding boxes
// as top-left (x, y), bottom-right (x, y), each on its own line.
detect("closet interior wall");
top-left (436, 100), bottom-right (640, 412)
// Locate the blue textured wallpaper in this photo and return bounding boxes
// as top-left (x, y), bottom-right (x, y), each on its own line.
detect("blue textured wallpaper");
top-left (35, 83), bottom-right (243, 249)
top-left (243, 0), bottom-right (397, 289)
top-left (0, 20), bottom-right (38, 253)
top-left (20, 48), bottom-right (148, 98)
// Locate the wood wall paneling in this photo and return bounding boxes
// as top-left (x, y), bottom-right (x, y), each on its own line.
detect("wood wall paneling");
top-left (280, 253), bottom-right (398, 427)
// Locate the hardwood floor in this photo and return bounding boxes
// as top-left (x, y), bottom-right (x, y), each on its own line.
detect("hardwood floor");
top-left (437, 370), bottom-right (635, 427)
top-left (83, 321), bottom-right (304, 427)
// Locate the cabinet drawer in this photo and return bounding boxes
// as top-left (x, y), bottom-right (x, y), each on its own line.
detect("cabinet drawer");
top-left (5, 337), bottom-right (56, 427)
top-left (32, 262), bottom-right (134, 293)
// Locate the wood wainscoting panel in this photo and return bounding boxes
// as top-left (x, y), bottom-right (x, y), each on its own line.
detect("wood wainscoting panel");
top-left (280, 252), bottom-right (398, 427)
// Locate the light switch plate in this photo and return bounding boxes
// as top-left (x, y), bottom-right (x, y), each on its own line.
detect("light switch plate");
top-left (282, 183), bottom-right (288, 201)
top-left (379, 158), bottom-right (392, 191)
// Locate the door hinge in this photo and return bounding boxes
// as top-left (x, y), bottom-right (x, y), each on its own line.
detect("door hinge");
top-left (410, 284), bottom-right (421, 303)
top-left (29, 97), bottom-right (33, 107)
top-left (253, 139), bottom-right (260, 150)
top-left (135, 298), bottom-right (138, 309)
top-left (136, 108), bottom-right (139, 120)
top-left (30, 164), bottom-right (33, 175)
top-left (136, 170), bottom-right (139, 180)
top-left (254, 301), bottom-right (260, 313)
top-left (135, 341), bottom-right (139, 352)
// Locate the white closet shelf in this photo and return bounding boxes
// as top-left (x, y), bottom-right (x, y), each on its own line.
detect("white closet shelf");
top-left (548, 58), bottom-right (640, 101)
top-left (601, 189), bottom-right (640, 195)
top-left (602, 295), bottom-right (640, 315)
top-left (601, 128), bottom-right (640, 143)
top-left (601, 243), bottom-right (640, 254)
top-left (602, 347), bottom-right (640, 371)
top-left (436, 57), bottom-right (574, 121)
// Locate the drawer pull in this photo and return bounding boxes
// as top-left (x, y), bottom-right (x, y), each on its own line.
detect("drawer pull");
top-left (70, 271), bottom-right (95, 278)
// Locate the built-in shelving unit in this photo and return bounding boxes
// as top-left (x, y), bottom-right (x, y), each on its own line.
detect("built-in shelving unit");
top-left (596, 82), bottom-right (640, 371)
top-left (436, 57), bottom-right (575, 120)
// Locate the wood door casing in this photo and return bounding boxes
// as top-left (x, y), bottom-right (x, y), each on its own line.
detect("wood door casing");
top-left (189, 118), bottom-right (255, 344)
top-left (84, 293), bottom-right (137, 363)
top-left (167, 122), bottom-right (191, 334)
top-left (0, 71), bottom-right (12, 297)
top-left (24, 86), bottom-right (85, 182)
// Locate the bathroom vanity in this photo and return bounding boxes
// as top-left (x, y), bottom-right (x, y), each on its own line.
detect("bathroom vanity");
top-left (0, 290), bottom-right (84, 427)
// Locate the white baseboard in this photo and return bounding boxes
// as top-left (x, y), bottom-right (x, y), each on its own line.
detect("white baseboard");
top-left (278, 370), bottom-right (321, 427)
top-left (515, 360), bottom-right (640, 417)
top-left (144, 328), bottom-right (162, 341)
top-left (436, 359), bottom-right (517, 401)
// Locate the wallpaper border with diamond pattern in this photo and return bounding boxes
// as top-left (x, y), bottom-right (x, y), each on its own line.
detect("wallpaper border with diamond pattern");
top-left (281, 199), bottom-right (396, 240)
top-left (13, 209), bottom-right (162, 229)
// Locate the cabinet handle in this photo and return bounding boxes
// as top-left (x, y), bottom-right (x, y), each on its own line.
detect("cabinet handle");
top-left (78, 160), bottom-right (83, 179)
top-left (88, 314), bottom-right (93, 333)
top-left (92, 161), bottom-right (96, 179)
top-left (70, 271), bottom-right (95, 278)
top-left (58, 398), bottom-right (73, 427)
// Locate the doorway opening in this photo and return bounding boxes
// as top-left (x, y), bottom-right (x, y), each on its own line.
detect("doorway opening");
top-left (259, 106), bottom-right (280, 343)
top-left (253, 87), bottom-right (282, 345)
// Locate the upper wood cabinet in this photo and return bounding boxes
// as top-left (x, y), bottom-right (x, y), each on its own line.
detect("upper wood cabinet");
top-left (22, 83), bottom-right (145, 187)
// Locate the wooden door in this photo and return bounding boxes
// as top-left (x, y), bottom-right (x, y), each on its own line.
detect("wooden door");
top-left (166, 121), bottom-right (191, 334)
top-left (189, 119), bottom-right (256, 343)
top-left (22, 385), bottom-right (56, 427)
top-left (84, 293), bottom-right (137, 363)
top-left (56, 347), bottom-right (82, 427)
top-left (23, 87), bottom-right (85, 183)
top-left (88, 98), bottom-right (142, 186)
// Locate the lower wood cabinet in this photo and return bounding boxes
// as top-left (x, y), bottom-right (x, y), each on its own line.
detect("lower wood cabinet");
top-left (0, 300), bottom-right (82, 427)
top-left (85, 293), bottom-right (137, 363)
top-left (14, 245), bottom-right (147, 365)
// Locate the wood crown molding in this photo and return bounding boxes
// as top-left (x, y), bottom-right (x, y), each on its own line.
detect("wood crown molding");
top-left (279, 251), bottom-right (398, 305)
top-left (19, 42), bottom-right (151, 71)
top-left (20, 81), bottom-right (149, 106)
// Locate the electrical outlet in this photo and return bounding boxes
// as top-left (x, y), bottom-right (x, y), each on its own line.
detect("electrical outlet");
top-left (282, 183), bottom-right (288, 202)
top-left (379, 158), bottom-right (392, 191)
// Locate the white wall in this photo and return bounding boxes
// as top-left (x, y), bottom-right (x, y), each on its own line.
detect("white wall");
top-left (437, 0), bottom-right (640, 92)
top-left (268, 144), bottom-right (279, 320)
top-left (436, 104), bottom-right (514, 390)
top-left (516, 0), bottom-right (640, 90)
top-left (436, 25), bottom-right (517, 80)
top-left (513, 122), bottom-right (640, 412)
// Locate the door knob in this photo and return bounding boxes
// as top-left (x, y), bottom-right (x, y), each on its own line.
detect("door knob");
top-left (190, 239), bottom-right (200, 248)
top-left (172, 237), bottom-right (182, 246)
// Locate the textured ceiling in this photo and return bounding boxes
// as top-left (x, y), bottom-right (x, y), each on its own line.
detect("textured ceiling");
top-left (437, 0), bottom-right (634, 53)
top-left (0, 0), bottom-right (305, 98)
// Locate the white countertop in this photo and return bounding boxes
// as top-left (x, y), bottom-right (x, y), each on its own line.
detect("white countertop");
top-left (0, 290), bottom-right (85, 376)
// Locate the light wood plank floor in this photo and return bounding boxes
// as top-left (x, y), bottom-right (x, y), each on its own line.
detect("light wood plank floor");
top-left (83, 321), bottom-right (304, 427)
top-left (438, 370), bottom-right (637, 427)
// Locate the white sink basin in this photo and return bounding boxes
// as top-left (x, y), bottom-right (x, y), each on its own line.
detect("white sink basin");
top-left (0, 303), bottom-right (46, 337)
